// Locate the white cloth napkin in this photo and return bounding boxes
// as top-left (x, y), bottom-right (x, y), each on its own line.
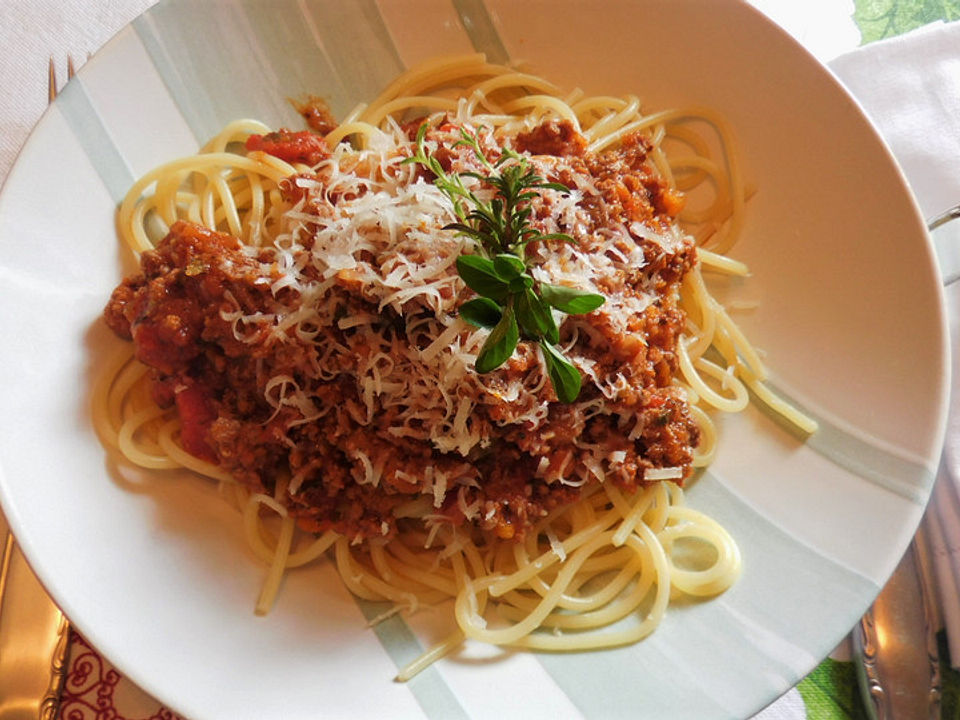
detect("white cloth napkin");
top-left (0, 0), bottom-right (156, 185)
top-left (831, 21), bottom-right (960, 220)
top-left (830, 20), bottom-right (960, 668)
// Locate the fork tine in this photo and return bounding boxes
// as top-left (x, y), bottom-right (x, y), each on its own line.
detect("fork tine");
top-left (48, 56), bottom-right (57, 103)
top-left (48, 56), bottom-right (76, 104)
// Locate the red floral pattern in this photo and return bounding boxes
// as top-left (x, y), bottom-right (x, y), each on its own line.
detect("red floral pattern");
top-left (58, 631), bottom-right (183, 720)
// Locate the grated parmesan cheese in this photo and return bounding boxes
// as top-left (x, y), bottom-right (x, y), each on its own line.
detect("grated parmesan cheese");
top-left (210, 117), bottom-right (700, 533)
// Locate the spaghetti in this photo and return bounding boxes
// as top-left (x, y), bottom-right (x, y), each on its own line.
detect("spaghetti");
top-left (93, 53), bottom-right (814, 678)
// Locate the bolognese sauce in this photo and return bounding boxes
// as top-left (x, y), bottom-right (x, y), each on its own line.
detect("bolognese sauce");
top-left (104, 117), bottom-right (700, 543)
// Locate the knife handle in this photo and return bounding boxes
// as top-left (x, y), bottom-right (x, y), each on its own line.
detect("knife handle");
top-left (0, 530), bottom-right (71, 719)
top-left (854, 531), bottom-right (940, 720)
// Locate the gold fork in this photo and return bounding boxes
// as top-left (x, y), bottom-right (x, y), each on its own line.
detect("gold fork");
top-left (47, 55), bottom-right (76, 103)
top-left (0, 56), bottom-right (76, 720)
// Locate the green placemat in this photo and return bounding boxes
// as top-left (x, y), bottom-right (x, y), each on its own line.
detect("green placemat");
top-left (797, 658), bottom-right (868, 720)
top-left (798, 632), bottom-right (960, 719)
top-left (854, 0), bottom-right (960, 43)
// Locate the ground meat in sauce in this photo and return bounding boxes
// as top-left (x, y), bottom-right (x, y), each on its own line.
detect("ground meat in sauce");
top-left (104, 118), bottom-right (700, 543)
top-left (514, 119), bottom-right (587, 157)
top-left (245, 129), bottom-right (329, 166)
top-left (294, 96), bottom-right (338, 136)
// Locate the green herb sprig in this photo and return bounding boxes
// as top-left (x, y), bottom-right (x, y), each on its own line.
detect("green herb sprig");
top-left (404, 122), bottom-right (605, 402)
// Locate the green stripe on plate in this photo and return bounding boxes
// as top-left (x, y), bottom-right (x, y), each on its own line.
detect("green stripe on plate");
top-left (296, 0), bottom-right (405, 112)
top-left (532, 473), bottom-right (879, 719)
top-left (55, 80), bottom-right (135, 205)
top-left (355, 599), bottom-right (470, 720)
top-left (134, 0), bottom-right (406, 142)
top-left (806, 420), bottom-right (933, 504)
top-left (755, 380), bottom-right (934, 504)
top-left (452, 0), bottom-right (509, 63)
top-left (234, 0), bottom-right (350, 117)
top-left (133, 1), bottom-right (300, 143)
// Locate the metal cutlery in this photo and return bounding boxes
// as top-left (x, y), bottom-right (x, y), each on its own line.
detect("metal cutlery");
top-left (854, 522), bottom-right (940, 719)
top-left (0, 56), bottom-right (75, 719)
top-left (851, 203), bottom-right (960, 719)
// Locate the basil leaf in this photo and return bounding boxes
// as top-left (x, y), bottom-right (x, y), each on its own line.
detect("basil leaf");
top-left (456, 255), bottom-right (510, 301)
top-left (493, 253), bottom-right (525, 279)
top-left (540, 283), bottom-right (606, 314)
top-left (541, 341), bottom-right (582, 403)
top-left (476, 303), bottom-right (519, 373)
top-left (516, 289), bottom-right (559, 344)
top-left (460, 297), bottom-right (503, 329)
top-left (508, 275), bottom-right (534, 294)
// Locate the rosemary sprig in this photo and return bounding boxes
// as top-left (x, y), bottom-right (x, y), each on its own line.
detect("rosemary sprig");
top-left (405, 122), bottom-right (605, 402)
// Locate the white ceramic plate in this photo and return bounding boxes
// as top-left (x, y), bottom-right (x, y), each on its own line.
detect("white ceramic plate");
top-left (0, 1), bottom-right (948, 718)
